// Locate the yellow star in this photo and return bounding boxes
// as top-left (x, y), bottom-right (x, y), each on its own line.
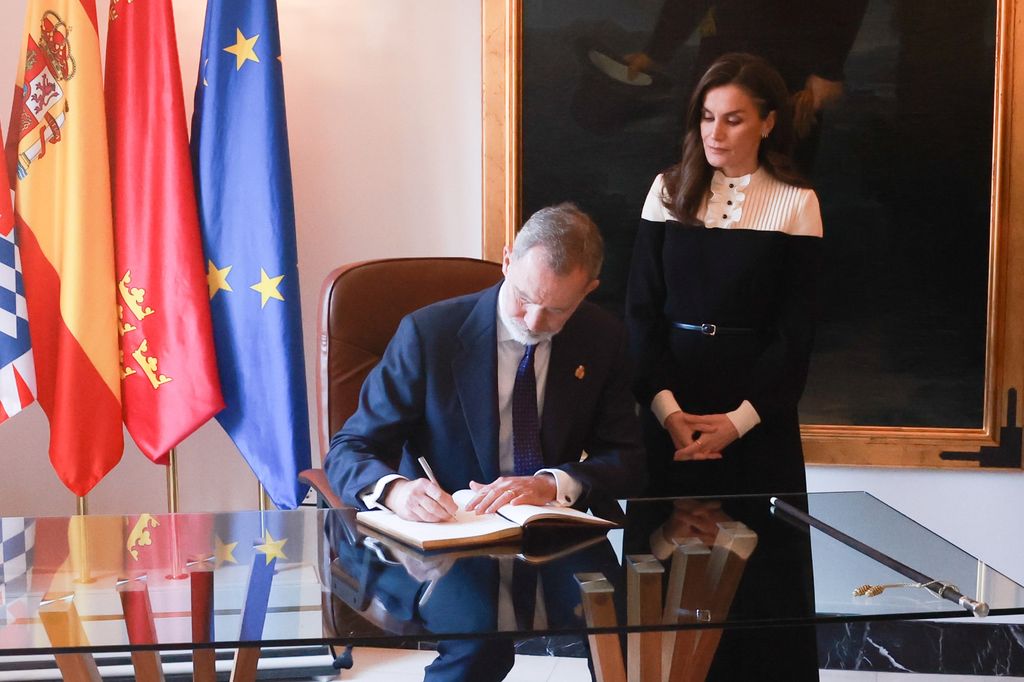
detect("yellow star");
top-left (254, 530), bottom-right (288, 565)
top-left (223, 28), bottom-right (260, 71)
top-left (250, 268), bottom-right (285, 308)
top-left (207, 260), bottom-right (233, 299)
top-left (214, 536), bottom-right (238, 568)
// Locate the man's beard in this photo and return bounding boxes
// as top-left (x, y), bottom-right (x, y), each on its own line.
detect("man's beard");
top-left (498, 282), bottom-right (558, 345)
top-left (506, 322), bottom-right (555, 346)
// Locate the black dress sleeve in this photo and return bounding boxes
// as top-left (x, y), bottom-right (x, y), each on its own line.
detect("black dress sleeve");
top-left (626, 216), bottom-right (678, 408)
top-left (745, 235), bottom-right (822, 424)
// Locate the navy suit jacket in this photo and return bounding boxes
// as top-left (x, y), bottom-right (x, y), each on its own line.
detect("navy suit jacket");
top-left (325, 282), bottom-right (646, 510)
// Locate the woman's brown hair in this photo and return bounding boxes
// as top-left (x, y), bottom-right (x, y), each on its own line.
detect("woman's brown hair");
top-left (662, 53), bottom-right (810, 223)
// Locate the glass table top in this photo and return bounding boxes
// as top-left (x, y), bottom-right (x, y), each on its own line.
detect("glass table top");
top-left (0, 492), bottom-right (1019, 654)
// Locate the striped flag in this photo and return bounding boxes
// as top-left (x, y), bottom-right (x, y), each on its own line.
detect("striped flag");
top-left (0, 127), bottom-right (34, 424)
top-left (5, 0), bottom-right (124, 495)
top-left (0, 518), bottom-right (35, 625)
top-left (105, 0), bottom-right (224, 462)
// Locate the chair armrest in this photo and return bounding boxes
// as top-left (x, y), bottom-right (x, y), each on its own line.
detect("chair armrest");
top-left (299, 468), bottom-right (344, 509)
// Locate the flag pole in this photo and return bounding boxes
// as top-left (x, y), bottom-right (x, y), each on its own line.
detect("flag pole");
top-left (165, 448), bottom-right (186, 579)
top-left (74, 496), bottom-right (93, 585)
top-left (166, 448), bottom-right (179, 514)
top-left (258, 484), bottom-right (273, 542)
top-left (258, 483), bottom-right (272, 512)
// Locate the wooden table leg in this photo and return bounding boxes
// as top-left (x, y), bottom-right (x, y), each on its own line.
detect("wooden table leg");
top-left (38, 595), bottom-right (101, 682)
top-left (230, 646), bottom-right (261, 682)
top-left (576, 572), bottom-right (626, 682)
top-left (190, 563), bottom-right (217, 681)
top-left (192, 649), bottom-right (217, 682)
top-left (626, 555), bottom-right (664, 682)
top-left (118, 579), bottom-right (165, 682)
top-left (682, 522), bottom-right (758, 682)
top-left (663, 540), bottom-right (711, 682)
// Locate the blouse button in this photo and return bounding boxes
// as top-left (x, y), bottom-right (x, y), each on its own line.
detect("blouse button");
top-left (727, 200), bottom-right (733, 205)
top-left (729, 183), bottom-right (734, 188)
top-left (722, 214), bottom-right (727, 219)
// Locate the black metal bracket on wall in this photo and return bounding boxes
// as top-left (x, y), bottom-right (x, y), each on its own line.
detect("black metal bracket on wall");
top-left (940, 388), bottom-right (1022, 468)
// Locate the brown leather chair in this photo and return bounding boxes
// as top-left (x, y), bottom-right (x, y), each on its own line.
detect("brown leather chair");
top-left (299, 257), bottom-right (504, 507)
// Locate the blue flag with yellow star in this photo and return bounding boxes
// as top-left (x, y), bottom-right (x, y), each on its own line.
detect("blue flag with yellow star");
top-left (191, 0), bottom-right (310, 509)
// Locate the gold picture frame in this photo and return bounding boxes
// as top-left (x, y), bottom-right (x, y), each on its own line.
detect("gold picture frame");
top-left (481, 0), bottom-right (1024, 469)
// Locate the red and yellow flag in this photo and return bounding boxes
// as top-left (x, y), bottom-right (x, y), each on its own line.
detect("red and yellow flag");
top-left (5, 0), bottom-right (123, 495)
top-left (105, 0), bottom-right (224, 462)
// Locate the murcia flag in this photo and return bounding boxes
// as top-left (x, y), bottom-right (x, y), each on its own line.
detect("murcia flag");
top-left (106, 0), bottom-right (224, 462)
top-left (0, 127), bottom-right (34, 425)
top-left (192, 0), bottom-right (311, 509)
top-left (5, 0), bottom-right (124, 495)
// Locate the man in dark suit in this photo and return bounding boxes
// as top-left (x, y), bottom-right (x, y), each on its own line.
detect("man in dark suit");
top-left (325, 202), bottom-right (645, 681)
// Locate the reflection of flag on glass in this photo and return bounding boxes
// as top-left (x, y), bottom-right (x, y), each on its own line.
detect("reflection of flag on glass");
top-left (0, 127), bottom-right (34, 425)
top-left (104, 0), bottom-right (224, 462)
top-left (210, 510), bottom-right (301, 641)
top-left (191, 0), bottom-right (310, 509)
top-left (5, 0), bottom-right (124, 494)
top-left (0, 518), bottom-right (35, 625)
top-left (238, 528), bottom-right (287, 640)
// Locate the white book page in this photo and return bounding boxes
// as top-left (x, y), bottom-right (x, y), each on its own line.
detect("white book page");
top-left (451, 489), bottom-right (612, 527)
top-left (357, 506), bottom-right (518, 544)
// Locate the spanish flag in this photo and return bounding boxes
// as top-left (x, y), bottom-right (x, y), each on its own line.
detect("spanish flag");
top-left (105, 0), bottom-right (224, 462)
top-left (5, 0), bottom-right (123, 495)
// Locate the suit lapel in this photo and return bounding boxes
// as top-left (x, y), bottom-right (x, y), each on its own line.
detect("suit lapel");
top-left (453, 284), bottom-right (501, 481)
top-left (541, 316), bottom-right (586, 466)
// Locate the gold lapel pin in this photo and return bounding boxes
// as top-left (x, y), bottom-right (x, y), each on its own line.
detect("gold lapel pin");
top-left (574, 365), bottom-right (586, 380)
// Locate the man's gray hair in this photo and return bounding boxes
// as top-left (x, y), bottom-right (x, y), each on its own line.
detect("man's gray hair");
top-left (511, 202), bottom-right (604, 280)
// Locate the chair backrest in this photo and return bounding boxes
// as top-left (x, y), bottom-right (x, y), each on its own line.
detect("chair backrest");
top-left (316, 257), bottom-right (504, 456)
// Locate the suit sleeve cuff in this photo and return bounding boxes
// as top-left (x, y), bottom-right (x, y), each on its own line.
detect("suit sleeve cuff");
top-left (726, 400), bottom-right (761, 437)
top-left (651, 390), bottom-right (682, 427)
top-left (537, 468), bottom-right (581, 507)
top-left (359, 474), bottom-right (408, 510)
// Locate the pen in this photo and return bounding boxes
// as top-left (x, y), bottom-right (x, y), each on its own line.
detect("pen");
top-left (417, 457), bottom-right (457, 520)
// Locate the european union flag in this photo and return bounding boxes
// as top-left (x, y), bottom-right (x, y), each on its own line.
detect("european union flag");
top-left (191, 0), bottom-right (310, 509)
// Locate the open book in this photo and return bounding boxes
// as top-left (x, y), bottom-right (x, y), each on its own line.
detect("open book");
top-left (356, 489), bottom-right (617, 551)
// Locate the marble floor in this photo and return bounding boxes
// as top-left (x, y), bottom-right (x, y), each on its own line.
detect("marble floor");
top-left (304, 648), bottom-right (1024, 681)
top-left (1, 648), bottom-right (1022, 680)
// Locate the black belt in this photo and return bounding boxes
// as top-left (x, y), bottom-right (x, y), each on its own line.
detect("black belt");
top-left (671, 321), bottom-right (756, 336)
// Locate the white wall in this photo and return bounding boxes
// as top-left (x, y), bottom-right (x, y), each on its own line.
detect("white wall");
top-left (0, 0), bottom-right (481, 515)
top-left (2, 1), bottom-right (1022, 589)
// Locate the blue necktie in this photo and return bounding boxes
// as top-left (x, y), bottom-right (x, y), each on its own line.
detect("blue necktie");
top-left (512, 344), bottom-right (543, 476)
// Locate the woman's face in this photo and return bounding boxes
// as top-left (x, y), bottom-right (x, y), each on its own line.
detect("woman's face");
top-left (699, 84), bottom-right (775, 177)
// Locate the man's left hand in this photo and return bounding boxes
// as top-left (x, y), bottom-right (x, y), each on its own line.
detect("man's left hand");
top-left (464, 474), bottom-right (557, 514)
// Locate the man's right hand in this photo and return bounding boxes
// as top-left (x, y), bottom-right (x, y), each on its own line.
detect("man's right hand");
top-left (383, 478), bottom-right (459, 522)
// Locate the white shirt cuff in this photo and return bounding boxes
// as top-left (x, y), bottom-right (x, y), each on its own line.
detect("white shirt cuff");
top-left (649, 526), bottom-right (678, 561)
top-left (726, 400), bottom-right (761, 437)
top-left (537, 468), bottom-right (581, 507)
top-left (360, 474), bottom-right (408, 510)
top-left (651, 390), bottom-right (682, 427)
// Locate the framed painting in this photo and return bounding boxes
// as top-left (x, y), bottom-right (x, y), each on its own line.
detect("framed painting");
top-left (482, 0), bottom-right (1024, 468)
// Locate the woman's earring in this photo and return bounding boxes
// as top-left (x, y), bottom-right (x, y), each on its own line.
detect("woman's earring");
top-left (761, 130), bottom-right (769, 139)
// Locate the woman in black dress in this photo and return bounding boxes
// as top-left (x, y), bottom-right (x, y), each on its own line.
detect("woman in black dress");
top-left (627, 52), bottom-right (822, 497)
